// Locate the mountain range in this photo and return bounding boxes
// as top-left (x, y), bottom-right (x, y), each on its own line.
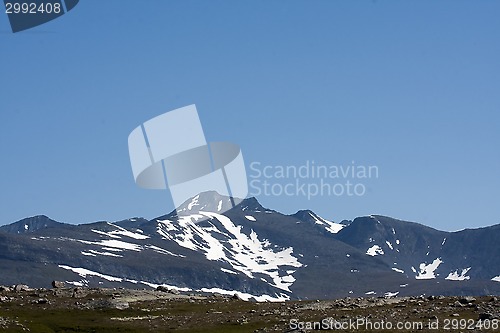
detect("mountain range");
top-left (1, 191), bottom-right (499, 301)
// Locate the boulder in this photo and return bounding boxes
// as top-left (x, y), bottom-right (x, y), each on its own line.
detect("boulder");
top-left (459, 296), bottom-right (476, 304)
top-left (33, 298), bottom-right (49, 304)
top-left (52, 281), bottom-right (65, 289)
top-left (478, 313), bottom-right (493, 320)
top-left (156, 286), bottom-right (170, 292)
top-left (72, 287), bottom-right (88, 298)
top-left (169, 289), bottom-right (180, 295)
top-left (231, 293), bottom-right (243, 300)
top-left (14, 284), bottom-right (30, 292)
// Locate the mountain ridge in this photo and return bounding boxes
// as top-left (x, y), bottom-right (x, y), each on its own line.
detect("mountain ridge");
top-left (1, 192), bottom-right (499, 301)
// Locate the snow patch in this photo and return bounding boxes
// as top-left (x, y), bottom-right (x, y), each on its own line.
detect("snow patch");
top-left (137, 281), bottom-right (191, 292)
top-left (445, 267), bottom-right (471, 281)
top-left (58, 265), bottom-right (123, 282)
top-left (98, 239), bottom-right (142, 251)
top-left (384, 291), bottom-right (399, 297)
top-left (187, 194), bottom-right (200, 210)
top-left (324, 222), bottom-right (344, 234)
top-left (92, 225), bottom-right (149, 240)
top-left (309, 212), bottom-right (344, 234)
top-left (145, 245), bottom-right (185, 257)
top-left (366, 245), bottom-right (384, 256)
top-left (157, 219), bottom-right (178, 232)
top-left (245, 215), bottom-right (256, 222)
top-left (156, 212), bottom-right (302, 292)
top-left (83, 250), bottom-right (122, 257)
top-left (221, 268), bottom-right (238, 275)
top-left (199, 287), bottom-right (289, 302)
top-left (392, 268), bottom-right (405, 274)
top-left (66, 281), bottom-right (85, 287)
top-left (59, 265), bottom-right (191, 291)
top-left (111, 230), bottom-right (149, 240)
top-left (101, 247), bottom-right (123, 252)
top-left (68, 237), bottom-right (143, 252)
top-left (415, 258), bottom-right (442, 280)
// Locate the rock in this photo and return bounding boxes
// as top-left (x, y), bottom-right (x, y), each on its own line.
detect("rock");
top-left (156, 286), bottom-right (181, 294)
top-left (0, 286), bottom-right (11, 292)
top-left (112, 301), bottom-right (130, 310)
top-left (33, 298), bottom-right (49, 304)
top-left (232, 293), bottom-right (243, 300)
top-left (169, 289), bottom-right (180, 295)
top-left (14, 284), bottom-right (30, 292)
top-left (453, 301), bottom-right (464, 307)
top-left (451, 313), bottom-right (460, 317)
top-left (459, 296), bottom-right (476, 304)
top-left (0, 296), bottom-right (9, 302)
top-left (72, 287), bottom-right (88, 298)
top-left (85, 299), bottom-right (129, 310)
top-left (52, 281), bottom-right (65, 289)
top-left (478, 313), bottom-right (493, 320)
top-left (156, 286), bottom-right (170, 292)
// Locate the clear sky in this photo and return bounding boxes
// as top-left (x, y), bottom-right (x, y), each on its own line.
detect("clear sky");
top-left (1, 1), bottom-right (499, 231)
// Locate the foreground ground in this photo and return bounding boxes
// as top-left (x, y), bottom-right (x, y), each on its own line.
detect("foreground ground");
top-left (0, 286), bottom-right (499, 332)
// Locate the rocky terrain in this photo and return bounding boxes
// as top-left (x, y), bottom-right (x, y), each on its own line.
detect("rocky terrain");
top-left (0, 283), bottom-right (499, 332)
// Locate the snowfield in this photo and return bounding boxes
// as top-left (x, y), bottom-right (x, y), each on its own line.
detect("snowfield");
top-left (157, 212), bottom-right (302, 292)
top-left (415, 258), bottom-right (442, 280)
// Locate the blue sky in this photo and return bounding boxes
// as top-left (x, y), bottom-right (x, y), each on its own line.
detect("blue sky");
top-left (1, 1), bottom-right (499, 231)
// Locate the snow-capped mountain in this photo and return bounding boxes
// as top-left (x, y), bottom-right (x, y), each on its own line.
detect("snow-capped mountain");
top-left (0, 192), bottom-right (499, 300)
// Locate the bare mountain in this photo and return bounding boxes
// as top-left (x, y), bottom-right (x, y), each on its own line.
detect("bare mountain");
top-left (1, 192), bottom-right (499, 300)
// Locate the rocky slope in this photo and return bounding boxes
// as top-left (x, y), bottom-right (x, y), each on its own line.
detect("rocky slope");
top-left (0, 192), bottom-right (499, 300)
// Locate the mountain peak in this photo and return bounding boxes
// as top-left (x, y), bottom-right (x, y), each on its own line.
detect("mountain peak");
top-left (234, 196), bottom-right (267, 212)
top-left (290, 210), bottom-right (345, 234)
top-left (0, 215), bottom-right (65, 234)
top-left (175, 191), bottom-right (240, 214)
top-left (292, 209), bottom-right (320, 220)
top-left (170, 191), bottom-right (267, 217)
